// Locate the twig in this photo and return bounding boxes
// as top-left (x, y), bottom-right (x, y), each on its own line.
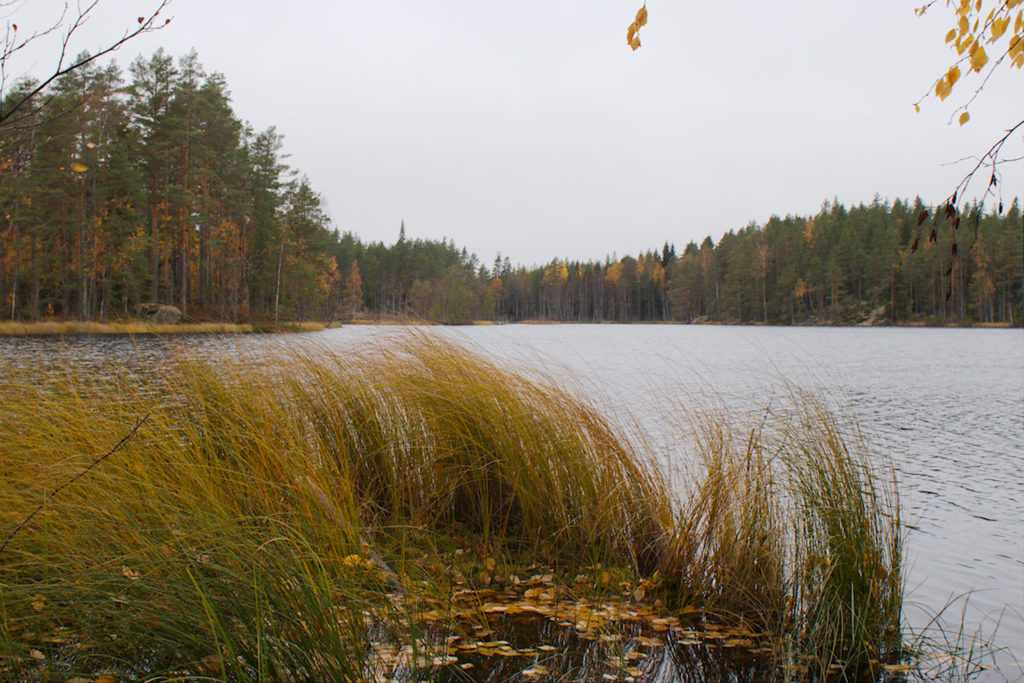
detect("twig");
top-left (0, 0), bottom-right (171, 128)
top-left (0, 413), bottom-right (150, 556)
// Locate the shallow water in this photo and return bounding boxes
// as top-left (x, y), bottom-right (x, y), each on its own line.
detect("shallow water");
top-left (2, 324), bottom-right (1021, 680)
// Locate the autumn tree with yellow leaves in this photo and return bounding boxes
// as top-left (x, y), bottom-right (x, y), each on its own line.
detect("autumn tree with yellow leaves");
top-left (914, 0), bottom-right (1023, 211)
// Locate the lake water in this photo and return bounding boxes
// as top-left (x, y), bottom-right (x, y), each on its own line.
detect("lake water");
top-left (2, 325), bottom-right (1021, 679)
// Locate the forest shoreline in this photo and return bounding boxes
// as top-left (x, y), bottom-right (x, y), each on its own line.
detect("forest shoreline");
top-left (0, 317), bottom-right (1016, 336)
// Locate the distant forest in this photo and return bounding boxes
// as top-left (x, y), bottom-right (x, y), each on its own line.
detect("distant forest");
top-left (1, 50), bottom-right (1021, 326)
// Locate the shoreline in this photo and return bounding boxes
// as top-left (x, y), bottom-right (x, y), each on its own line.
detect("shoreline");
top-left (0, 318), bottom-right (1016, 336)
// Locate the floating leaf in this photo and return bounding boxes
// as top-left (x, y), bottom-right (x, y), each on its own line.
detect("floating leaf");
top-left (884, 664), bottom-right (914, 673)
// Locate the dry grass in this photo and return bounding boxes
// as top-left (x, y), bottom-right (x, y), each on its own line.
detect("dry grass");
top-left (0, 333), bottom-right (904, 680)
top-left (0, 321), bottom-right (327, 335)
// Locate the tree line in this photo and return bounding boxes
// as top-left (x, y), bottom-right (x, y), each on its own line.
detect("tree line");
top-left (2, 50), bottom-right (1021, 326)
top-left (493, 198), bottom-right (1021, 325)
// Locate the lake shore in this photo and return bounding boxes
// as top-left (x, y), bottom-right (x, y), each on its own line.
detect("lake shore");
top-left (0, 317), bottom-right (1016, 336)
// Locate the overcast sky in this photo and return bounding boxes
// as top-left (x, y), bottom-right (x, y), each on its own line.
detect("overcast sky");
top-left (4, 0), bottom-right (1022, 266)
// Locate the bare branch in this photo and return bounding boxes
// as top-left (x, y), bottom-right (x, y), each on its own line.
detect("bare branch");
top-left (0, 414), bottom-right (150, 556)
top-left (0, 0), bottom-right (171, 130)
top-left (945, 117), bottom-right (1023, 210)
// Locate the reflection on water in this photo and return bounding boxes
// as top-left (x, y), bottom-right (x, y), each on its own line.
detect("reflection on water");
top-left (2, 325), bottom-right (1021, 679)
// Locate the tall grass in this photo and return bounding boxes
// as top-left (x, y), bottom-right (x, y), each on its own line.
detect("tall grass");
top-left (0, 333), bottom-right (904, 680)
top-left (667, 390), bottom-right (903, 679)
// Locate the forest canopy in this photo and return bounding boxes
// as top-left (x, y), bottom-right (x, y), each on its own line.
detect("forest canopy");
top-left (0, 49), bottom-right (1021, 327)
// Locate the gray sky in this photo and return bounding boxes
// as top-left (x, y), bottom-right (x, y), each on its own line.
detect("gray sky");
top-left (5, 0), bottom-right (1022, 266)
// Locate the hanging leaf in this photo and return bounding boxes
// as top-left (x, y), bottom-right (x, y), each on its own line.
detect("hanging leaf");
top-left (630, 36), bottom-right (641, 51)
top-left (917, 210), bottom-right (930, 225)
top-left (946, 65), bottom-right (961, 87)
top-left (969, 43), bottom-right (988, 71)
top-left (989, 16), bottom-right (1010, 41)
top-left (636, 6), bottom-right (648, 27)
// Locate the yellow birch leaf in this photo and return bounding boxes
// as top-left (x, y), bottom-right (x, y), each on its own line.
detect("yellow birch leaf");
top-left (970, 43), bottom-right (989, 70)
top-left (627, 22), bottom-right (637, 42)
top-left (914, 104), bottom-right (921, 112)
top-left (946, 28), bottom-right (957, 42)
top-left (935, 78), bottom-right (952, 99)
top-left (959, 15), bottom-right (969, 33)
top-left (70, 163), bottom-right (88, 173)
top-left (1011, 34), bottom-right (1024, 57)
top-left (635, 6), bottom-right (648, 27)
top-left (1015, 10), bottom-right (1023, 32)
top-left (946, 65), bottom-right (961, 87)
top-left (958, 111), bottom-right (970, 125)
top-left (629, 36), bottom-right (641, 50)
top-left (989, 16), bottom-right (1009, 41)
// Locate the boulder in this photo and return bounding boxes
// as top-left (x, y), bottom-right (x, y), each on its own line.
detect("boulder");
top-left (137, 303), bottom-right (183, 325)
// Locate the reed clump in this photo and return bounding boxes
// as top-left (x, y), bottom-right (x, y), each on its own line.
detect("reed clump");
top-left (666, 392), bottom-right (904, 679)
top-left (0, 334), bottom-right (904, 680)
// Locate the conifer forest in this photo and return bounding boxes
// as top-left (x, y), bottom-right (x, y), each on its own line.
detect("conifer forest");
top-left (1, 50), bottom-right (1021, 327)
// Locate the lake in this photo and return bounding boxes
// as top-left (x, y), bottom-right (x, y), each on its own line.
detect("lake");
top-left (2, 324), bottom-right (1021, 679)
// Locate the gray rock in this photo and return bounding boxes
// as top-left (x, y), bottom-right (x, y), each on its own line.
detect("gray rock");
top-left (136, 303), bottom-right (183, 324)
